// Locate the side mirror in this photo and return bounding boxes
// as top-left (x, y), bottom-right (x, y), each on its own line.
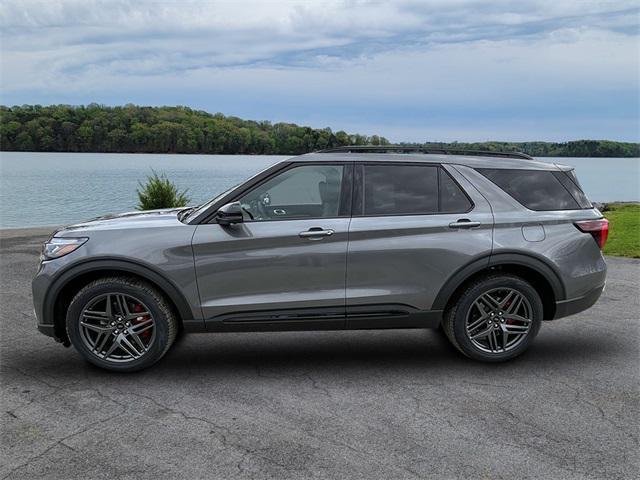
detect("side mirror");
top-left (216, 202), bottom-right (244, 225)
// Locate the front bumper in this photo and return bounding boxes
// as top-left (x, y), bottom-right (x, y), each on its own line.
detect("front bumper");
top-left (32, 259), bottom-right (65, 343)
top-left (553, 283), bottom-right (605, 319)
top-left (37, 323), bottom-right (56, 338)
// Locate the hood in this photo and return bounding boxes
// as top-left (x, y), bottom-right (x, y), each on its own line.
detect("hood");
top-left (56, 207), bottom-right (187, 235)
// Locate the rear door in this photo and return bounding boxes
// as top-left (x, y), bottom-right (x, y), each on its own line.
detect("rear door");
top-left (345, 162), bottom-right (493, 327)
top-left (192, 162), bottom-right (352, 330)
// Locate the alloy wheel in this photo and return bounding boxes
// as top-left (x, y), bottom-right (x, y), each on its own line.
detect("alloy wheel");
top-left (78, 293), bottom-right (156, 363)
top-left (465, 287), bottom-right (533, 354)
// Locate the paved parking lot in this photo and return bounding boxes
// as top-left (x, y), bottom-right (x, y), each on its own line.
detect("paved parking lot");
top-left (1, 228), bottom-right (638, 479)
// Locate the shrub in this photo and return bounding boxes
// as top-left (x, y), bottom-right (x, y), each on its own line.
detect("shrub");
top-left (136, 170), bottom-right (191, 210)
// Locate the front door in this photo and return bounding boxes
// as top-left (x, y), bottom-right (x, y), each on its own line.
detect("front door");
top-left (192, 163), bottom-right (352, 330)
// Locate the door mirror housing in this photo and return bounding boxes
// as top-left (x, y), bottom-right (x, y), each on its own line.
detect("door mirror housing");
top-left (216, 202), bottom-right (244, 225)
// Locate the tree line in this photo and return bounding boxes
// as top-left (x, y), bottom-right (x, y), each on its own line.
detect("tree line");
top-left (410, 140), bottom-right (640, 158)
top-left (1, 104), bottom-right (638, 157)
top-left (0, 104), bottom-right (388, 155)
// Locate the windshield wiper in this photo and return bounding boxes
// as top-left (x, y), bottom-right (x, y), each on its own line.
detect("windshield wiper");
top-left (178, 206), bottom-right (197, 222)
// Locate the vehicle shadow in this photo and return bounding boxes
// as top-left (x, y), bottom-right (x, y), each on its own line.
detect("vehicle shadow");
top-left (9, 326), bottom-right (623, 384)
top-left (148, 327), bottom-right (621, 378)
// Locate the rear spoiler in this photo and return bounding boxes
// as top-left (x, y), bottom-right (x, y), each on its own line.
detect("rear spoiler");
top-left (554, 162), bottom-right (574, 172)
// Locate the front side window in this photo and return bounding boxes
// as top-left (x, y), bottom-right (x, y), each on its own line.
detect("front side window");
top-left (239, 164), bottom-right (345, 221)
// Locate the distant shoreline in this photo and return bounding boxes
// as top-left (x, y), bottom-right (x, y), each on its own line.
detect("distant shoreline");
top-left (2, 105), bottom-right (639, 157)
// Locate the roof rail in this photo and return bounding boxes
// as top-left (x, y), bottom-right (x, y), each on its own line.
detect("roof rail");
top-left (317, 145), bottom-right (534, 160)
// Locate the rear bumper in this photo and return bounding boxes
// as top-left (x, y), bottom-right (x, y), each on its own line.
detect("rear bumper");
top-left (553, 283), bottom-right (605, 319)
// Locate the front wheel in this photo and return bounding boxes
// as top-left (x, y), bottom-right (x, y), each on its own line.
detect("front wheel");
top-left (66, 276), bottom-right (178, 372)
top-left (442, 274), bottom-right (543, 362)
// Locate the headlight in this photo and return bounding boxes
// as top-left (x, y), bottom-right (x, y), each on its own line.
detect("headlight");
top-left (41, 237), bottom-right (88, 261)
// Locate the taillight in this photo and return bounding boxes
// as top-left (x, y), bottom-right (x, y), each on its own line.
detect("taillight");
top-left (575, 218), bottom-right (609, 249)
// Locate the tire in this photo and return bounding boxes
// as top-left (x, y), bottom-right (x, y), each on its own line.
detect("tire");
top-left (66, 276), bottom-right (178, 372)
top-left (442, 274), bottom-right (543, 362)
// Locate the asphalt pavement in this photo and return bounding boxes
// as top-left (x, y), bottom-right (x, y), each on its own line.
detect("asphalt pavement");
top-left (1, 228), bottom-right (638, 479)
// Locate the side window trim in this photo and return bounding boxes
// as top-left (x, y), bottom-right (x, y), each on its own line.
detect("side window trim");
top-left (229, 161), bottom-right (353, 223)
top-left (352, 163), bottom-right (364, 217)
top-left (352, 162), bottom-right (474, 218)
top-left (436, 167), bottom-right (442, 212)
top-left (338, 163), bottom-right (354, 217)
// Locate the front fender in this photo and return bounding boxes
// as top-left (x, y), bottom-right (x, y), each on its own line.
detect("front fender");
top-left (39, 257), bottom-right (202, 330)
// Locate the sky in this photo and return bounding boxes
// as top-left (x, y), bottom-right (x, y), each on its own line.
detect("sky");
top-left (1, 0), bottom-right (639, 143)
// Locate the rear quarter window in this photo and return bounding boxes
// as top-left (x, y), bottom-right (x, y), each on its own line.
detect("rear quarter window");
top-left (552, 171), bottom-right (592, 208)
top-left (477, 168), bottom-right (584, 211)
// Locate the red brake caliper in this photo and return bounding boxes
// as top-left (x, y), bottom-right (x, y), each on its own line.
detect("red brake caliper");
top-left (503, 299), bottom-right (515, 324)
top-left (506, 318), bottom-right (516, 324)
top-left (132, 303), bottom-right (152, 340)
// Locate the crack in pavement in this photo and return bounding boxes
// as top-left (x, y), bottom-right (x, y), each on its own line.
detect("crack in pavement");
top-left (1, 408), bottom-right (127, 480)
top-left (111, 387), bottom-right (425, 479)
top-left (557, 379), bottom-right (640, 446)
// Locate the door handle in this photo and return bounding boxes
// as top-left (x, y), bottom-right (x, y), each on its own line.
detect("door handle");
top-left (449, 219), bottom-right (481, 229)
top-left (299, 228), bottom-right (335, 239)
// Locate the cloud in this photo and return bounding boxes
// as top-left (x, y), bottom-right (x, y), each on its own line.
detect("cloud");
top-left (1, 0), bottom-right (638, 141)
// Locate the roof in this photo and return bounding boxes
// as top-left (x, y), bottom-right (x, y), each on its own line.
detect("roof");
top-left (296, 150), bottom-right (565, 171)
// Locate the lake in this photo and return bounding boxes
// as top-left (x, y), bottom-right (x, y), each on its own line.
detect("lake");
top-left (0, 152), bottom-right (638, 229)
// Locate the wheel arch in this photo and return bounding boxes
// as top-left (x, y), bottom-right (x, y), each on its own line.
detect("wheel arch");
top-left (432, 252), bottom-right (566, 320)
top-left (45, 259), bottom-right (195, 345)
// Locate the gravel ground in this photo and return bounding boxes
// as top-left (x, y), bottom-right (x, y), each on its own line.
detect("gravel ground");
top-left (1, 229), bottom-right (638, 480)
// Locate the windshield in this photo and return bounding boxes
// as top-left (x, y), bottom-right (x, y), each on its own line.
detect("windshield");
top-left (183, 185), bottom-right (238, 222)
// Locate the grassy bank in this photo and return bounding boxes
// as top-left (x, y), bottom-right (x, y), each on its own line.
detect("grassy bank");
top-left (603, 204), bottom-right (640, 258)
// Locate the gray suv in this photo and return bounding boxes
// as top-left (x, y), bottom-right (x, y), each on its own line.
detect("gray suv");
top-left (33, 147), bottom-right (608, 371)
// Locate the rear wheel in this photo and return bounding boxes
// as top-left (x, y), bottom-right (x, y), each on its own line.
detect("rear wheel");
top-left (66, 276), bottom-right (178, 372)
top-left (442, 274), bottom-right (542, 362)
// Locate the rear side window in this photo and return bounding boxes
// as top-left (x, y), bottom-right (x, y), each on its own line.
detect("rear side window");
top-left (363, 165), bottom-right (438, 215)
top-left (359, 164), bottom-right (472, 216)
top-left (477, 168), bottom-right (586, 211)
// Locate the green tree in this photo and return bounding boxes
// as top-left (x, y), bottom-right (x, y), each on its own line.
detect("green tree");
top-left (1, 104), bottom-right (636, 156)
top-left (136, 170), bottom-right (191, 210)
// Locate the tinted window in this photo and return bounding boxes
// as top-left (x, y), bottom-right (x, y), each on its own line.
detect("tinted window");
top-left (553, 171), bottom-right (592, 208)
top-left (440, 169), bottom-right (472, 213)
top-left (478, 168), bottom-right (581, 210)
top-left (240, 164), bottom-right (344, 220)
top-left (363, 165), bottom-right (438, 215)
